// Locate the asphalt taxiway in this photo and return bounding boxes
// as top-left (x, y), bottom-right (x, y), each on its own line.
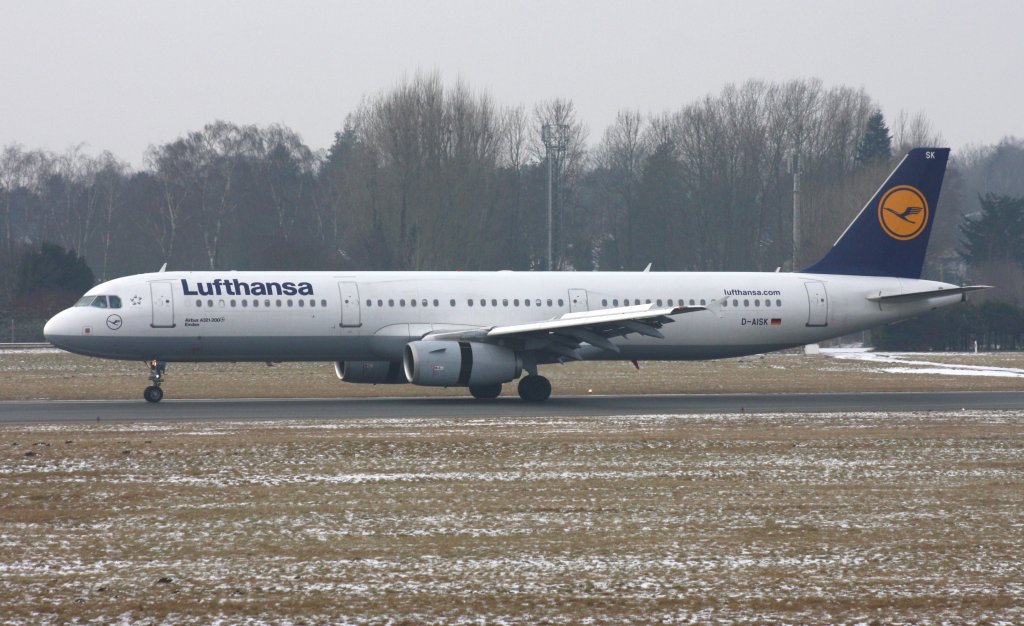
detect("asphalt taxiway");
top-left (0, 391), bottom-right (1022, 423)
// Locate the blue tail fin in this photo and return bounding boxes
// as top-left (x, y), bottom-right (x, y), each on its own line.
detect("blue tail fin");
top-left (801, 147), bottom-right (950, 279)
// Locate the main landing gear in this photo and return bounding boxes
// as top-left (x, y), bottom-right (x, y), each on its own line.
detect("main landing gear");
top-left (467, 375), bottom-right (552, 401)
top-left (517, 375), bottom-right (551, 402)
top-left (144, 359), bottom-right (166, 403)
top-left (469, 383), bottom-right (502, 400)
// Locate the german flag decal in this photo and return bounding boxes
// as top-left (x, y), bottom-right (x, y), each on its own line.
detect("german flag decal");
top-left (771, 318), bottom-right (782, 326)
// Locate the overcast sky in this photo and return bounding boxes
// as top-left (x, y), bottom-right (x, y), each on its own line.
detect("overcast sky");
top-left (2, 0), bottom-right (1022, 165)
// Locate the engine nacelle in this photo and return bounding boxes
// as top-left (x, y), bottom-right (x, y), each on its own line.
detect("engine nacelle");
top-left (334, 360), bottom-right (406, 384)
top-left (403, 340), bottom-right (521, 387)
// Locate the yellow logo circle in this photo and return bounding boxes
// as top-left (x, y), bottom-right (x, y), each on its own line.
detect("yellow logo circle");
top-left (878, 185), bottom-right (929, 240)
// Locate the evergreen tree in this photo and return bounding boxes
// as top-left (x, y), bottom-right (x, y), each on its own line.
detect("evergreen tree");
top-left (16, 242), bottom-right (94, 296)
top-left (959, 194), bottom-right (1024, 266)
top-left (855, 110), bottom-right (892, 166)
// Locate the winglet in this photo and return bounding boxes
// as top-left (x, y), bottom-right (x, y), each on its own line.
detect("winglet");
top-left (802, 148), bottom-right (950, 279)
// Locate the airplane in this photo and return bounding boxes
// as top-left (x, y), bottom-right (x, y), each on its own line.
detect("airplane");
top-left (44, 147), bottom-right (987, 403)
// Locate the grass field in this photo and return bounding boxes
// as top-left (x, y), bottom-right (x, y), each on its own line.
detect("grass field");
top-left (1, 350), bottom-right (1023, 624)
top-left (1, 412), bottom-right (1022, 624)
top-left (0, 348), bottom-right (1023, 400)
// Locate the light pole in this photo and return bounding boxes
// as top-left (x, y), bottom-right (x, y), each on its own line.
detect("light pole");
top-left (542, 123), bottom-right (569, 271)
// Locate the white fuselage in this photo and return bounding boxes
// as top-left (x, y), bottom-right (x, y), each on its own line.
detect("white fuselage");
top-left (44, 270), bottom-right (960, 364)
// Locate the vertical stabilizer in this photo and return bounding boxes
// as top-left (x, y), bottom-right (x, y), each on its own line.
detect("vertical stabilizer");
top-left (801, 148), bottom-right (949, 278)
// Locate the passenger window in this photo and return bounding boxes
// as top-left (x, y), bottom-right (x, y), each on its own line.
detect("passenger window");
top-left (467, 299), bottom-right (473, 307)
top-left (689, 299), bottom-right (695, 306)
top-left (514, 299), bottom-right (520, 306)
top-left (491, 299), bottom-right (497, 307)
top-left (558, 299), bottom-right (564, 306)
top-left (411, 299), bottom-right (417, 307)
top-left (700, 299), bottom-right (707, 306)
top-left (547, 299), bottom-right (553, 306)
top-left (733, 299), bottom-right (738, 307)
top-left (208, 299), bottom-right (214, 308)
top-left (754, 299), bottom-right (760, 307)
top-left (776, 299), bottom-right (782, 307)
top-left (253, 300), bottom-right (260, 308)
top-left (196, 299), bottom-right (202, 307)
top-left (378, 299), bottom-right (384, 307)
top-left (503, 299), bottom-right (509, 306)
top-left (602, 299), bottom-right (608, 307)
top-left (449, 299), bottom-right (456, 307)
top-left (298, 300), bottom-right (304, 307)
top-left (322, 299), bottom-right (327, 307)
top-left (765, 299), bottom-right (771, 307)
top-left (231, 300), bottom-right (236, 307)
top-left (479, 299), bottom-right (485, 307)
top-left (657, 299), bottom-right (663, 306)
top-left (265, 299), bottom-right (271, 308)
top-left (366, 299), bottom-right (372, 307)
top-left (288, 300), bottom-right (294, 307)
top-left (744, 299), bottom-right (749, 307)
top-left (667, 299), bottom-right (674, 306)
top-left (242, 300), bottom-right (248, 308)
top-left (399, 299), bottom-right (405, 307)
top-left (723, 300), bottom-right (728, 307)
top-left (434, 299), bottom-right (440, 307)
top-left (524, 299), bottom-right (530, 307)
top-left (276, 299), bottom-right (282, 307)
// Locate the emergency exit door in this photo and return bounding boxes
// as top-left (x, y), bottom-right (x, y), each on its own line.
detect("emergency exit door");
top-left (568, 289), bottom-right (589, 313)
top-left (338, 282), bottom-right (361, 327)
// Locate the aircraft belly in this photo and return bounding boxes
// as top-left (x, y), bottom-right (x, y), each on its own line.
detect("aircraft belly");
top-left (50, 334), bottom-right (376, 362)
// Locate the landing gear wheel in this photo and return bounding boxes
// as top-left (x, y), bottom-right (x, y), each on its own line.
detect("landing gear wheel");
top-left (144, 385), bottom-right (164, 403)
top-left (517, 375), bottom-right (552, 402)
top-left (469, 383), bottom-right (502, 400)
top-left (144, 359), bottom-right (167, 403)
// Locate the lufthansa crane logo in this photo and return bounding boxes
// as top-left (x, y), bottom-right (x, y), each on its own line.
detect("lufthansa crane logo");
top-left (878, 185), bottom-right (929, 240)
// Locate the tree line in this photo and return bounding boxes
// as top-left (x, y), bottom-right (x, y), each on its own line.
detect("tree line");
top-left (2, 74), bottom-right (1023, 345)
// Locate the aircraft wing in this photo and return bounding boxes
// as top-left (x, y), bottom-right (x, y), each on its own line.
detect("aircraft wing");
top-left (423, 303), bottom-right (706, 360)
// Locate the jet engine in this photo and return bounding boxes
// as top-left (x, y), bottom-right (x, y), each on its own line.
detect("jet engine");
top-left (403, 340), bottom-right (521, 387)
top-left (334, 360), bottom-right (406, 384)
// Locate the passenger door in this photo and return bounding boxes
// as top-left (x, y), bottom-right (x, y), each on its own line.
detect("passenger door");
top-left (805, 281), bottom-right (828, 327)
top-left (150, 281), bottom-right (176, 328)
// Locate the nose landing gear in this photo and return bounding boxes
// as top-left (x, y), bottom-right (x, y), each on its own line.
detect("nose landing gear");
top-left (144, 359), bottom-right (166, 403)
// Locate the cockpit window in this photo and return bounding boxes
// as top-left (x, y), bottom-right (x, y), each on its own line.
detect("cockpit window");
top-left (73, 295), bottom-right (121, 308)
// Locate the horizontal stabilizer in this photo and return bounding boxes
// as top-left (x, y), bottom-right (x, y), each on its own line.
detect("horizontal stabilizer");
top-left (866, 285), bottom-right (991, 303)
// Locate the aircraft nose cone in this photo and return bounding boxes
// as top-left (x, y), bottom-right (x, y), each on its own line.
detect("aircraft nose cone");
top-left (44, 310), bottom-right (73, 347)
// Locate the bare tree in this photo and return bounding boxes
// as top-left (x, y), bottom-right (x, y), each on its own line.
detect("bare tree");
top-left (594, 110), bottom-right (650, 268)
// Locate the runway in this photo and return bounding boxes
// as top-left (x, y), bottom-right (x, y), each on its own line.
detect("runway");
top-left (1, 391), bottom-right (1022, 423)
